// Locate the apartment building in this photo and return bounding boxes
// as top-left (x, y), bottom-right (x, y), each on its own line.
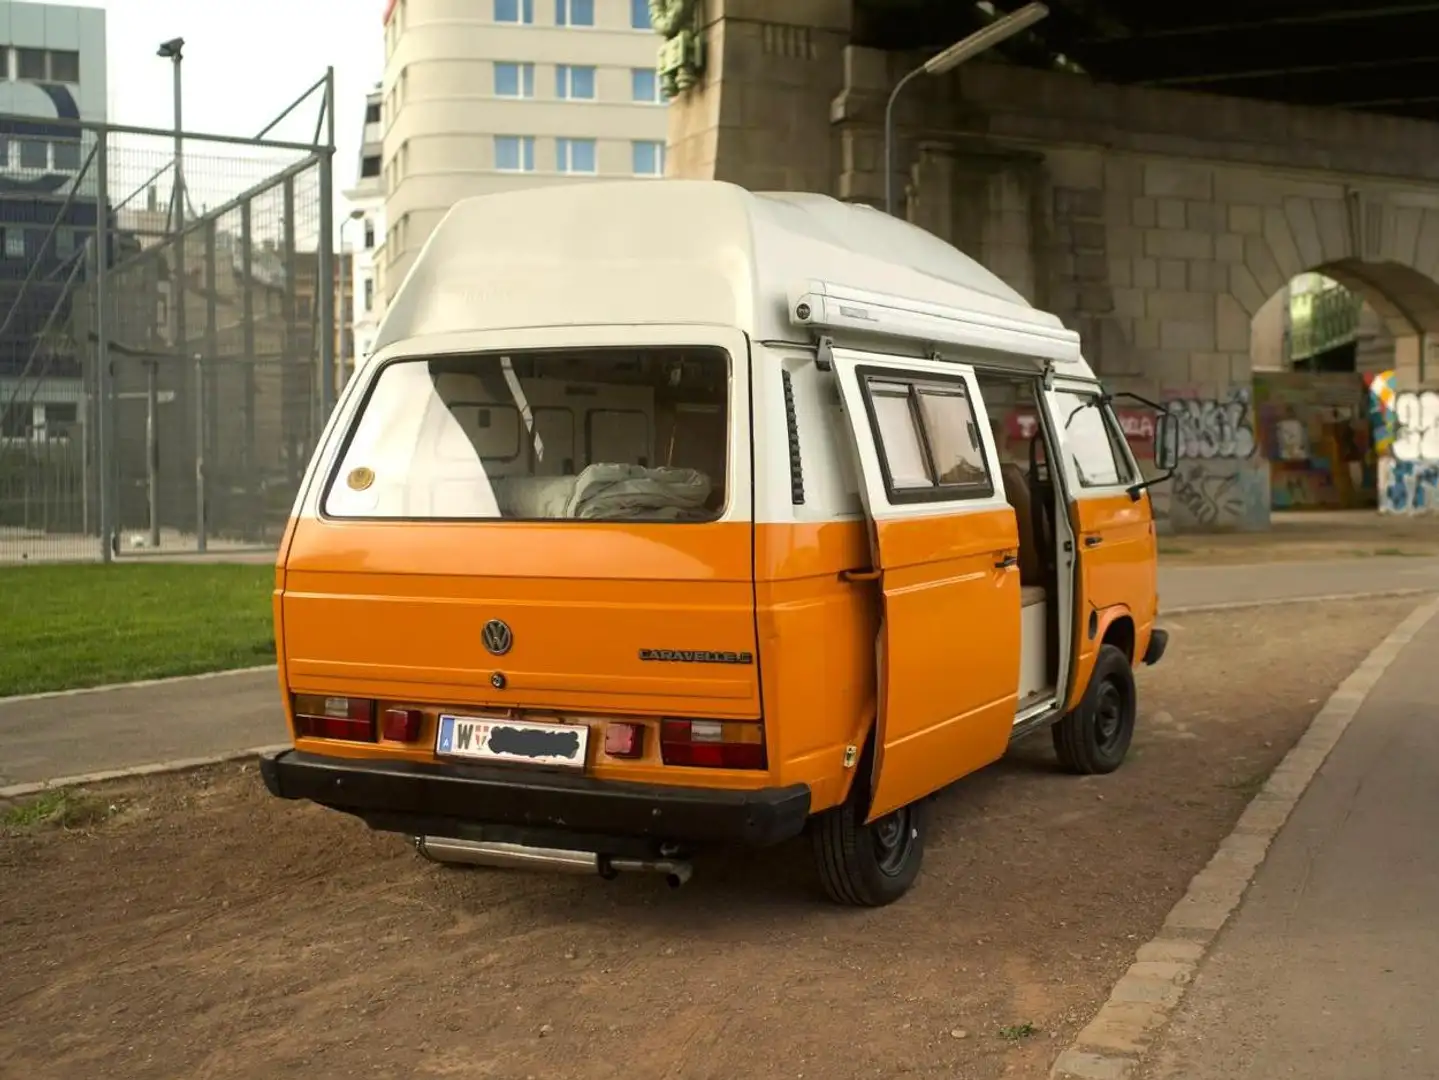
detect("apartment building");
top-left (342, 85), bottom-right (385, 372)
top-left (379, 0), bottom-right (668, 302)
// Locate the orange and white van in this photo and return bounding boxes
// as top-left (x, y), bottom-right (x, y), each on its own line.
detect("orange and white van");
top-left (260, 180), bottom-right (1178, 906)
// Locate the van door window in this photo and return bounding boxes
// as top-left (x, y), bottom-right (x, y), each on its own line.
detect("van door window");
top-left (861, 372), bottom-right (994, 502)
top-left (1052, 391), bottom-right (1135, 488)
top-left (323, 346), bottom-right (730, 521)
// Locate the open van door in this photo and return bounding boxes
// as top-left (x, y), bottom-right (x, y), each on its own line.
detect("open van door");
top-left (828, 349), bottom-right (1023, 821)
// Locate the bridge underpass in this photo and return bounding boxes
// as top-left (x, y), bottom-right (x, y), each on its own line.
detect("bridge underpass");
top-left (662, 0), bottom-right (1439, 529)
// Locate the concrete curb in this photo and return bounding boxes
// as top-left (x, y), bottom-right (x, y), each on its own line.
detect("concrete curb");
top-left (0, 745), bottom-right (288, 802)
top-left (0, 665), bottom-right (277, 706)
top-left (1162, 587), bottom-right (1434, 616)
top-left (1049, 592), bottom-right (1439, 1080)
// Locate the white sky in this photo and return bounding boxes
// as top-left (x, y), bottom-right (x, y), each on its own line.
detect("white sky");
top-left (80, 0), bottom-right (386, 221)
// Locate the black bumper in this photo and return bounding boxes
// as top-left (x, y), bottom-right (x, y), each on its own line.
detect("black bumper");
top-left (259, 749), bottom-right (811, 848)
top-left (1143, 628), bottom-right (1169, 666)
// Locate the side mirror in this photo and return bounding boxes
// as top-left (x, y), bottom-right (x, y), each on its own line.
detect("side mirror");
top-left (1154, 412), bottom-right (1180, 473)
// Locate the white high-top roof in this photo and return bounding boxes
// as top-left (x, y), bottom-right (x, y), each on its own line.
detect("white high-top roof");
top-left (374, 179), bottom-right (1073, 354)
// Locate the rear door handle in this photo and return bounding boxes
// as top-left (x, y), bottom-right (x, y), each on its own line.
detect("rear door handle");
top-left (840, 568), bottom-right (882, 582)
top-left (995, 554), bottom-right (1019, 569)
top-left (1084, 536), bottom-right (1104, 548)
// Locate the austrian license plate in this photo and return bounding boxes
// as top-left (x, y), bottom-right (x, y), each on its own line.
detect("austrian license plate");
top-left (435, 714), bottom-right (589, 770)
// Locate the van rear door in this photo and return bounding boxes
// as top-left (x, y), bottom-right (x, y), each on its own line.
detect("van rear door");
top-left (280, 334), bottom-right (758, 722)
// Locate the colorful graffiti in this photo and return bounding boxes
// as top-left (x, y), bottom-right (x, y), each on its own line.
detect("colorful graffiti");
top-left (1253, 372), bottom-right (1375, 511)
top-left (1369, 374), bottom-right (1439, 515)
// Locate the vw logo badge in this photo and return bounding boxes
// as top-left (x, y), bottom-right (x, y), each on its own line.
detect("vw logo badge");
top-left (481, 619), bottom-right (513, 656)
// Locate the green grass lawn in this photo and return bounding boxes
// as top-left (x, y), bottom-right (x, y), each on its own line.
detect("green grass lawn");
top-left (0, 563), bottom-right (275, 697)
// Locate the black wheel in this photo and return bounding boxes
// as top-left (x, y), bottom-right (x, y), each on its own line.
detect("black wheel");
top-left (812, 775), bottom-right (930, 907)
top-left (1052, 642), bottom-right (1137, 775)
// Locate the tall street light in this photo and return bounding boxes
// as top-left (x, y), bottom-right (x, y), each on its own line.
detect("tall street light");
top-left (157, 37), bottom-right (184, 233)
top-left (150, 36), bottom-right (184, 550)
top-left (883, 2), bottom-right (1050, 215)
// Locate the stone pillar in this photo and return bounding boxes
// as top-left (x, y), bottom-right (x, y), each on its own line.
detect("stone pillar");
top-left (666, 0), bottom-right (853, 193)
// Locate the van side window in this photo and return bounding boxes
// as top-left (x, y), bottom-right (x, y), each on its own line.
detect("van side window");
top-left (1052, 390), bottom-right (1134, 488)
top-left (862, 372), bottom-right (993, 502)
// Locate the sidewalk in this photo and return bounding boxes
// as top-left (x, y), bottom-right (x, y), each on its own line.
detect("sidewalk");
top-left (1140, 608), bottom-right (1439, 1080)
top-left (1, 557), bottom-right (1436, 789)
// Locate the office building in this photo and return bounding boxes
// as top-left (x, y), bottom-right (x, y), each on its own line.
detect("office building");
top-left (0, 0), bottom-right (106, 439)
top-left (379, 0), bottom-right (667, 302)
top-left (342, 85), bottom-right (384, 372)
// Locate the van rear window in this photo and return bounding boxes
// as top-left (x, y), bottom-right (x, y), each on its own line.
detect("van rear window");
top-left (323, 347), bottom-right (730, 522)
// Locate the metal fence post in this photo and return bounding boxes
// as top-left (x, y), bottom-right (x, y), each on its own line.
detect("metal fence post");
top-left (95, 127), bottom-right (113, 563)
top-left (317, 67), bottom-right (337, 422)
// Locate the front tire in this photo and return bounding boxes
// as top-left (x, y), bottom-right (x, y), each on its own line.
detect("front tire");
top-left (812, 779), bottom-right (929, 907)
top-left (1052, 642), bottom-right (1137, 775)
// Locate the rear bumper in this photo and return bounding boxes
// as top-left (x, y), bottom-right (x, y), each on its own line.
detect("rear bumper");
top-left (259, 749), bottom-right (811, 848)
top-left (1143, 627), bottom-right (1169, 666)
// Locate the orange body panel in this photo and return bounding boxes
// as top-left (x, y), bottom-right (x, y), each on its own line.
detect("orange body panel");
top-left (280, 516), bottom-right (759, 728)
top-left (753, 521), bottom-right (876, 813)
top-left (866, 506), bottom-right (1022, 820)
top-left (1065, 492), bottom-right (1159, 712)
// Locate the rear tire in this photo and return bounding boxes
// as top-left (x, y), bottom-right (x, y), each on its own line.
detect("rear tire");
top-left (812, 777), bottom-right (929, 907)
top-left (1052, 642), bottom-right (1136, 775)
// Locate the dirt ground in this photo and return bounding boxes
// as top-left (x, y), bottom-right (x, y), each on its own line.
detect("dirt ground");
top-left (1159, 509), bottom-right (1439, 565)
top-left (0, 596), bottom-right (1421, 1080)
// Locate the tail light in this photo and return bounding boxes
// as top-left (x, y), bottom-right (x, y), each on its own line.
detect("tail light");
top-left (660, 719), bottom-right (766, 770)
top-left (293, 695), bottom-right (376, 742)
top-left (604, 721), bottom-right (644, 759)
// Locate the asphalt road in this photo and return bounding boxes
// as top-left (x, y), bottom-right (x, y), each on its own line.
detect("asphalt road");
top-left (2, 556), bottom-right (1435, 789)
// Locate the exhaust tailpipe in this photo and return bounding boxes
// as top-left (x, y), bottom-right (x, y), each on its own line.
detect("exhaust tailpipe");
top-left (413, 836), bottom-right (693, 887)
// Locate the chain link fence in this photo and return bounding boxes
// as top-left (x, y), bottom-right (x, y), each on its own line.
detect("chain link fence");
top-left (0, 110), bottom-right (335, 563)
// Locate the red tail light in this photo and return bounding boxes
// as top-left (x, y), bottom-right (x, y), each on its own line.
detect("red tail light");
top-left (293, 695), bottom-right (376, 742)
top-left (660, 719), bottom-right (766, 770)
top-left (382, 707), bottom-right (423, 743)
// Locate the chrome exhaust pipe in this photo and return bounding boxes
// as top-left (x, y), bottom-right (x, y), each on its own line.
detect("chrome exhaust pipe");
top-left (414, 836), bottom-right (598, 874)
top-left (413, 836), bottom-right (694, 886)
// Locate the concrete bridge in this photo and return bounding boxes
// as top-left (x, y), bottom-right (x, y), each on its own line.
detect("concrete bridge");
top-left (661, 0), bottom-right (1439, 530)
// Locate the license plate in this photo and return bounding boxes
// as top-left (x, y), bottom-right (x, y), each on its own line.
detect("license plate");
top-left (435, 714), bottom-right (589, 770)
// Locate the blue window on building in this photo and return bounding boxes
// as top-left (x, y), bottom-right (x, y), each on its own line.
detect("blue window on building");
top-left (632, 140), bottom-right (665, 176)
top-left (495, 0), bottom-right (534, 24)
top-left (631, 68), bottom-right (661, 103)
top-left (631, 0), bottom-right (651, 29)
top-left (495, 135), bottom-right (536, 172)
top-left (556, 64), bottom-right (596, 100)
top-left (494, 62), bottom-right (535, 97)
top-left (556, 0), bottom-right (594, 26)
top-left (556, 138), bottom-right (597, 174)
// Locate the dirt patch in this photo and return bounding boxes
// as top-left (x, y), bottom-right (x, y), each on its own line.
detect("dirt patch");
top-left (0, 597), bottom-right (1421, 1080)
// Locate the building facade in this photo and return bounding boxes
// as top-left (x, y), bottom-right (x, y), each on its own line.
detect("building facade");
top-left (0, 0), bottom-right (106, 439)
top-left (379, 0), bottom-right (667, 302)
top-left (342, 85), bottom-right (384, 375)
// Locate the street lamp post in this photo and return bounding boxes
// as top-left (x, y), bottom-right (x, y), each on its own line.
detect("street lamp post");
top-left (152, 36), bottom-right (185, 549)
top-left (883, 2), bottom-right (1050, 216)
top-left (338, 208), bottom-right (365, 390)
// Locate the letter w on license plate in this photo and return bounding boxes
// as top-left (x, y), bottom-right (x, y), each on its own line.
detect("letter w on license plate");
top-left (435, 714), bottom-right (589, 770)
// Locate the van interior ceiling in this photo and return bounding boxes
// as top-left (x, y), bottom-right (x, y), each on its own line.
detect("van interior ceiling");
top-left (975, 371), bottom-right (1064, 711)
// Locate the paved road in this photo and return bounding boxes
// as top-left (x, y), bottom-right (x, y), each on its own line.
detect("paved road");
top-left (1, 556), bottom-right (1436, 789)
top-left (1141, 605), bottom-right (1439, 1080)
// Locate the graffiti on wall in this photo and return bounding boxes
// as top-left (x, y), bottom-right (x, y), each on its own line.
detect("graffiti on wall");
top-left (1369, 374), bottom-right (1439, 515)
top-left (1169, 461), bottom-right (1269, 530)
top-left (1253, 372), bottom-right (1376, 511)
top-left (1169, 388), bottom-right (1257, 461)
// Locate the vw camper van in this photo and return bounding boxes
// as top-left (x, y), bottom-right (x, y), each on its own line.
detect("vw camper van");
top-left (260, 180), bottom-right (1176, 907)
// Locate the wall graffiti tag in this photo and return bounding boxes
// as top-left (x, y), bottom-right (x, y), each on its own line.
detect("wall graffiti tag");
top-left (1169, 389), bottom-right (1256, 460)
top-left (1392, 390), bottom-right (1439, 463)
top-left (1370, 375), bottom-right (1439, 515)
top-left (1170, 463), bottom-right (1249, 528)
top-left (1380, 459), bottom-right (1439, 514)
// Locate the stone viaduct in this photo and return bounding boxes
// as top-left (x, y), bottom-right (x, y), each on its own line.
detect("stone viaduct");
top-left (664, 0), bottom-right (1439, 529)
